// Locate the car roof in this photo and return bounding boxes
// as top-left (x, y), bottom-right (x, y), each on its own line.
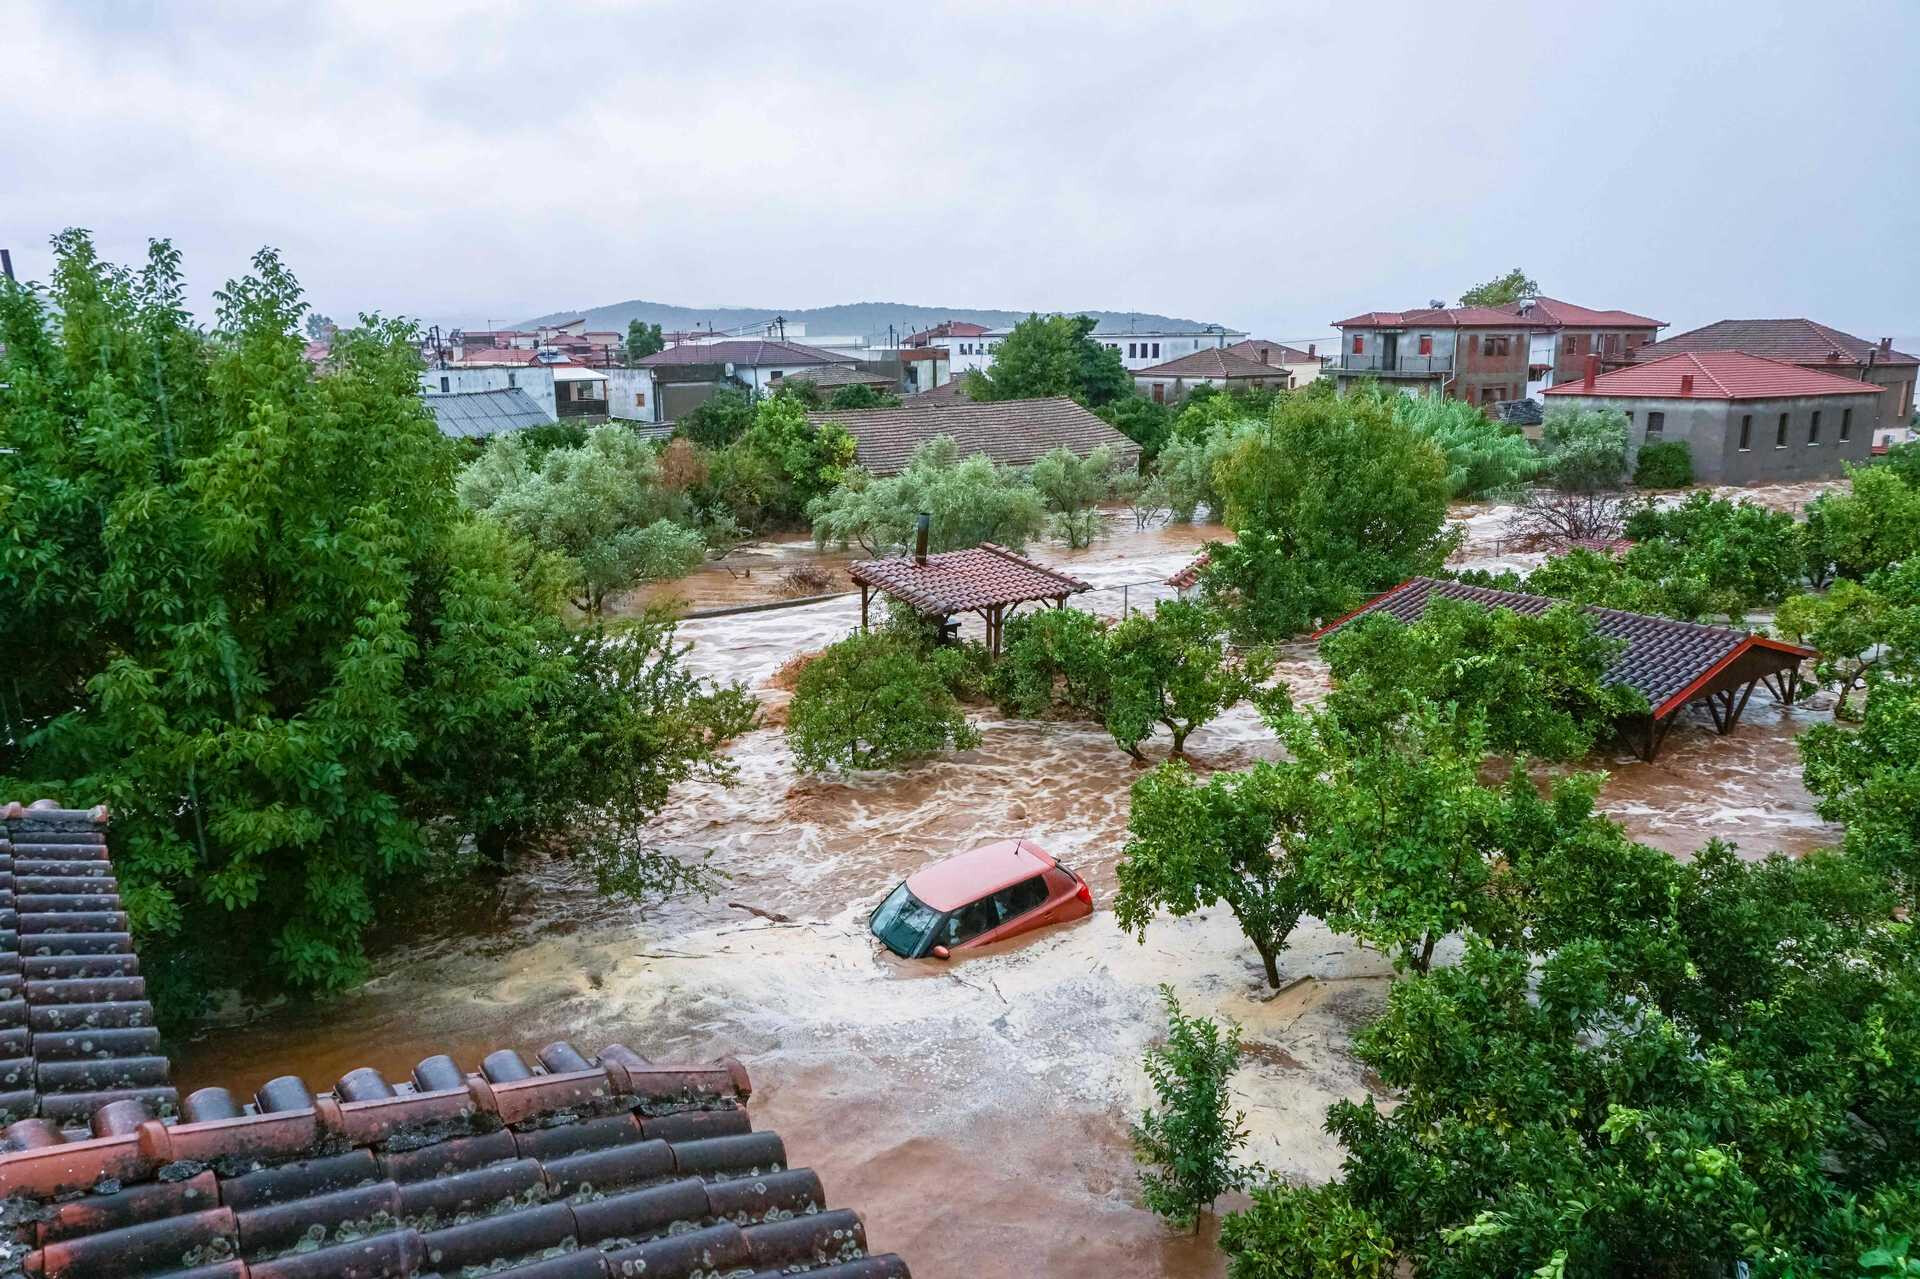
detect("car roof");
top-left (905, 839), bottom-right (1057, 912)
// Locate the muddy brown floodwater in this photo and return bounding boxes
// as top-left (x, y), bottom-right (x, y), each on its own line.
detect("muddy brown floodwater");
top-left (171, 490), bottom-right (1843, 1279)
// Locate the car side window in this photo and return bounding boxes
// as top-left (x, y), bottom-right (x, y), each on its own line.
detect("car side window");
top-left (945, 898), bottom-right (1000, 946)
top-left (992, 876), bottom-right (1049, 923)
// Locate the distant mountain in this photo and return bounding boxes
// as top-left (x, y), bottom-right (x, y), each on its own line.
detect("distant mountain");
top-left (513, 299), bottom-right (1233, 342)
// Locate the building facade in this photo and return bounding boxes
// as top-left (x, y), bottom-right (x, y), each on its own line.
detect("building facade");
top-left (1502, 297), bottom-right (1664, 397)
top-left (1133, 348), bottom-right (1292, 403)
top-left (1544, 351), bottom-right (1880, 485)
top-left (1332, 307), bottom-right (1533, 406)
top-left (1629, 319), bottom-right (1917, 447)
top-left (420, 364), bottom-right (558, 420)
top-left (1224, 338), bottom-right (1327, 389)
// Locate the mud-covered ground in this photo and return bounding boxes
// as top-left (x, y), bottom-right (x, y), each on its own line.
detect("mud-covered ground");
top-left (172, 485), bottom-right (1844, 1279)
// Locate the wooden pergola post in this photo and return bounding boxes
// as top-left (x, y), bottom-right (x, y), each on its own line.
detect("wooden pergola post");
top-left (858, 583), bottom-right (871, 632)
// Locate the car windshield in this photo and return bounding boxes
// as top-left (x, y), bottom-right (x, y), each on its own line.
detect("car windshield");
top-left (870, 882), bottom-right (943, 957)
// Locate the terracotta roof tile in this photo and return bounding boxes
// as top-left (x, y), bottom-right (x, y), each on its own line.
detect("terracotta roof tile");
top-left (809, 396), bottom-right (1137, 476)
top-left (639, 340), bottom-right (849, 369)
top-left (1332, 306), bottom-right (1536, 329)
top-left (1166, 550), bottom-right (1211, 589)
top-left (1313, 577), bottom-right (1812, 718)
top-left (1544, 350), bottom-right (1888, 400)
top-left (0, 811), bottom-right (914, 1279)
top-left (1223, 339), bottom-right (1322, 365)
top-left (1132, 349), bottom-right (1289, 380)
top-left (849, 543), bottom-right (1089, 614)
top-left (1631, 318), bottom-right (1918, 368)
top-left (1500, 297), bottom-right (1665, 329)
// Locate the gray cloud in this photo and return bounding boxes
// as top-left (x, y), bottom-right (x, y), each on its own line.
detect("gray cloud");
top-left (4, 0), bottom-right (1916, 345)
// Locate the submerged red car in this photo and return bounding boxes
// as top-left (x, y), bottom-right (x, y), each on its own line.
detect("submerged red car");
top-left (870, 839), bottom-right (1094, 959)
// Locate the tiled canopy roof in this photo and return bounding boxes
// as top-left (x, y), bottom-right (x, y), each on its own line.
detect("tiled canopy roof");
top-left (850, 544), bottom-right (1089, 614)
top-left (1544, 351), bottom-right (1888, 401)
top-left (0, 809), bottom-right (913, 1279)
top-left (1132, 349), bottom-right (1287, 380)
top-left (1313, 577), bottom-right (1812, 718)
top-left (1166, 550), bottom-right (1211, 590)
top-left (809, 396), bottom-right (1137, 476)
top-left (1332, 306), bottom-right (1532, 329)
top-left (1631, 318), bottom-right (1918, 368)
top-left (1502, 297), bottom-right (1665, 329)
top-left (0, 802), bottom-right (175, 1137)
top-left (640, 340), bottom-right (850, 369)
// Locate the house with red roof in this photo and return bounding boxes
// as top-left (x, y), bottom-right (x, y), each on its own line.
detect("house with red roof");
top-left (1544, 351), bottom-right (1881, 485)
top-left (1629, 319), bottom-right (1917, 447)
top-left (1332, 299), bottom-right (1663, 411)
top-left (1132, 347), bottom-right (1293, 403)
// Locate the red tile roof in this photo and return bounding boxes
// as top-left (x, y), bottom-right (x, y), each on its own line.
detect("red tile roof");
top-left (1502, 297), bottom-right (1664, 329)
top-left (1132, 349), bottom-right (1289, 380)
top-left (1332, 306), bottom-right (1534, 329)
top-left (1166, 550), bottom-right (1211, 589)
top-left (0, 805), bottom-right (915, 1279)
top-left (1544, 350), bottom-right (1888, 401)
top-left (640, 340), bottom-right (850, 368)
top-left (849, 543), bottom-right (1089, 614)
top-left (903, 321), bottom-right (989, 344)
top-left (1224, 339), bottom-right (1322, 365)
top-left (1312, 577), bottom-right (1812, 719)
top-left (1630, 318), bottom-right (1918, 368)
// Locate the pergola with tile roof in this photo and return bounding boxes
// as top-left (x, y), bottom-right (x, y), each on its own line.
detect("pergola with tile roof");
top-left (1311, 577), bottom-right (1815, 761)
top-left (848, 543), bottom-right (1090, 655)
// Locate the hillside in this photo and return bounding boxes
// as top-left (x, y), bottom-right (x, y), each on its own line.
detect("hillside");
top-left (514, 299), bottom-right (1230, 341)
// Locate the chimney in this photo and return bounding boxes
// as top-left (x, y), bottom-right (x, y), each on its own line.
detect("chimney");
top-left (1882, 337), bottom-right (1895, 353)
top-left (1679, 373), bottom-right (1694, 396)
top-left (1583, 353), bottom-right (1598, 389)
top-left (914, 512), bottom-right (930, 565)
top-left (1307, 342), bottom-right (1316, 359)
top-left (1259, 346), bottom-right (1270, 365)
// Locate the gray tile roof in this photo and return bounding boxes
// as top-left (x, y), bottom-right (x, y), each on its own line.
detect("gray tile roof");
top-left (809, 396), bottom-right (1139, 476)
top-left (424, 388), bottom-right (552, 438)
top-left (784, 364), bottom-right (894, 389)
top-left (639, 340), bottom-right (850, 369)
top-left (1632, 319), bottom-right (1917, 368)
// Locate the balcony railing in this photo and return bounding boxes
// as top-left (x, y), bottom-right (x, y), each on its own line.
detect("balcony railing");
top-left (1337, 353), bottom-right (1454, 376)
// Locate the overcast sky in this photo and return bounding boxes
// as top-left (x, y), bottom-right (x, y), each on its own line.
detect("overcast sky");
top-left (5, 0), bottom-right (1918, 346)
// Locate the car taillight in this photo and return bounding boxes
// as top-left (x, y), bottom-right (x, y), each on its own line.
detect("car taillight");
top-left (1075, 879), bottom-right (1093, 906)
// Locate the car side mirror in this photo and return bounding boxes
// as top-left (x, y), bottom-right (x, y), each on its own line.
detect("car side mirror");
top-left (930, 945), bottom-right (951, 961)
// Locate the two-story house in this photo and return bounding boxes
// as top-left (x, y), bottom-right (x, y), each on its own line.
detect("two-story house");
top-left (1502, 297), bottom-right (1665, 397)
top-left (1331, 307), bottom-right (1535, 407)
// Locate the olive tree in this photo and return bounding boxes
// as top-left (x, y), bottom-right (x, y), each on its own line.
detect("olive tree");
top-left (1106, 600), bottom-right (1285, 759)
top-left (785, 630), bottom-right (980, 772)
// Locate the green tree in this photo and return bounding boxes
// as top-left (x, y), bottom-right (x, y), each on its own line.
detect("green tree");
top-left (1131, 987), bottom-right (1252, 1232)
top-left (1221, 1184), bottom-right (1396, 1279)
top-left (625, 319), bottom-right (664, 363)
top-left (457, 426), bottom-right (706, 616)
top-left (1632, 439), bottom-right (1694, 488)
top-left (1800, 673), bottom-right (1920, 898)
top-left (1457, 267), bottom-right (1538, 309)
top-left (1097, 394), bottom-right (1175, 459)
top-left (989, 606), bottom-right (1111, 719)
top-left (1622, 490), bottom-right (1808, 608)
top-left (1776, 576), bottom-right (1920, 713)
top-left (826, 382), bottom-right (899, 410)
top-left (0, 233), bottom-right (753, 995)
top-left (1202, 392), bottom-right (1455, 640)
top-left (1393, 392), bottom-right (1541, 498)
top-left (304, 312), bottom-right (336, 340)
top-left (808, 436), bottom-right (1046, 555)
top-left (1321, 597), bottom-right (1644, 759)
top-left (1105, 600), bottom-right (1283, 759)
top-left (743, 392), bottom-right (857, 521)
top-left (1539, 402), bottom-right (1630, 491)
top-left (785, 630), bottom-right (981, 772)
top-left (1029, 444), bottom-right (1121, 548)
top-left (677, 385), bottom-right (757, 448)
top-left (1116, 758), bottom-right (1324, 988)
top-left (966, 313), bottom-right (1131, 406)
top-left (1804, 463), bottom-right (1920, 583)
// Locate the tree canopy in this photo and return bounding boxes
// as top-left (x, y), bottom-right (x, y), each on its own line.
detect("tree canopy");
top-left (808, 435), bottom-right (1046, 555)
top-left (1457, 267), bottom-right (1539, 309)
top-left (965, 313), bottom-right (1132, 407)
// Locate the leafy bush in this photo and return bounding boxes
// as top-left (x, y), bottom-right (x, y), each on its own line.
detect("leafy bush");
top-left (826, 382), bottom-right (898, 410)
top-left (1394, 393), bottom-right (1541, 498)
top-left (808, 436), bottom-right (1046, 555)
top-left (1029, 444), bottom-right (1122, 548)
top-left (1221, 1184), bottom-right (1396, 1279)
top-left (990, 607), bottom-right (1112, 718)
top-left (966, 312), bottom-right (1131, 406)
top-left (1632, 438), bottom-right (1694, 488)
top-left (1805, 463), bottom-right (1920, 583)
top-left (1098, 394), bottom-right (1176, 459)
top-left (1539, 403), bottom-right (1629, 491)
top-left (1130, 987), bottom-right (1250, 1232)
top-left (1321, 597), bottom-right (1644, 759)
top-left (676, 385), bottom-right (756, 447)
top-left (785, 630), bottom-right (980, 772)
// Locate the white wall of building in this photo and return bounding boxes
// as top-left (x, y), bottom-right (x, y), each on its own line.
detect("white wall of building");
top-left (603, 368), bottom-right (659, 423)
top-left (420, 365), bottom-right (557, 420)
top-left (1097, 330), bottom-right (1242, 371)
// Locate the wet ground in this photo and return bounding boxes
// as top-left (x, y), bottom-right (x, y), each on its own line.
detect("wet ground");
top-left (171, 487), bottom-right (1843, 1279)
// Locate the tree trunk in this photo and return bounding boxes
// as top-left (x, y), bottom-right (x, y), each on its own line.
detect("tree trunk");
top-left (1415, 931), bottom-right (1438, 974)
top-left (1257, 939), bottom-right (1281, 988)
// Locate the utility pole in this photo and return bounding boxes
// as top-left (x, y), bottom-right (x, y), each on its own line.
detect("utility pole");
top-left (0, 249), bottom-right (14, 282)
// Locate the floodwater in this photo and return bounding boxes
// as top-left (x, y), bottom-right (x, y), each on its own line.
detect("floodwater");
top-left (171, 490), bottom-right (1841, 1279)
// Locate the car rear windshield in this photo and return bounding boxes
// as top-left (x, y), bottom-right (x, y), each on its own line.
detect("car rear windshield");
top-left (870, 882), bottom-right (943, 957)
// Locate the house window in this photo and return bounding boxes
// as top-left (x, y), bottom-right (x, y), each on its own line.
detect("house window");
top-left (769, 369), bottom-right (783, 380)
top-left (1563, 335), bottom-right (1576, 354)
top-left (1739, 414), bottom-right (1753, 450)
top-left (1808, 410), bottom-right (1821, 445)
top-left (1776, 412), bottom-right (1789, 447)
top-left (635, 392), bottom-right (646, 407)
top-left (1352, 334), bottom-right (1364, 354)
top-left (1469, 335), bottom-right (1479, 353)
top-left (1841, 407), bottom-right (1853, 441)
top-left (1128, 343), bottom-right (1138, 359)
top-left (508, 372), bottom-right (517, 387)
top-left (1418, 335), bottom-right (1433, 356)
top-left (439, 376), bottom-right (449, 392)
top-left (1152, 343), bottom-right (1160, 358)
top-left (1151, 383), bottom-right (1165, 404)
top-left (1645, 411), bottom-right (1665, 440)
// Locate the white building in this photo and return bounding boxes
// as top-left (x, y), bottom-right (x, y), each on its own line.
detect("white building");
top-left (903, 319), bottom-right (1248, 375)
top-left (636, 338), bottom-right (856, 400)
top-left (420, 364), bottom-right (558, 420)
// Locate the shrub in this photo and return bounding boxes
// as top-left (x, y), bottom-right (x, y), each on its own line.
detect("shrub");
top-left (1105, 600), bottom-right (1284, 759)
top-left (990, 606), bottom-right (1112, 719)
top-left (785, 631), bottom-right (980, 772)
top-left (677, 386), bottom-right (756, 447)
top-left (1394, 393), bottom-right (1542, 498)
top-left (1539, 403), bottom-right (1629, 491)
top-left (808, 436), bottom-right (1046, 555)
top-left (1633, 438), bottom-right (1694, 488)
top-left (1130, 986), bottom-right (1250, 1232)
top-left (775, 563), bottom-right (838, 597)
top-left (1221, 1184), bottom-right (1396, 1279)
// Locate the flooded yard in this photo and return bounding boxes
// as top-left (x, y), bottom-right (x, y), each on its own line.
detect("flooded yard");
top-left (171, 488), bottom-right (1842, 1279)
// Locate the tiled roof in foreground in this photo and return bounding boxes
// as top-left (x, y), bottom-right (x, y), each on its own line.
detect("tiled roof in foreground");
top-left (1313, 577), bottom-right (1812, 718)
top-left (1544, 351), bottom-right (1888, 401)
top-left (850, 543), bottom-right (1089, 614)
top-left (0, 806), bottom-right (912, 1279)
top-left (810, 395), bottom-right (1138, 476)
